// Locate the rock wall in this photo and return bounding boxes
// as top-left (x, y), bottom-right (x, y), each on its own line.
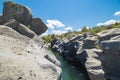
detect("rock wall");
top-left (98, 28), bottom-right (120, 80)
top-left (51, 29), bottom-right (120, 80)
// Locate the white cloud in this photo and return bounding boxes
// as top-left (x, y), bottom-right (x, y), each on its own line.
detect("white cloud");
top-left (46, 24), bottom-right (54, 29)
top-left (46, 19), bottom-right (65, 29)
top-left (65, 26), bottom-right (73, 31)
top-left (86, 27), bottom-right (89, 29)
top-left (114, 11), bottom-right (120, 16)
top-left (78, 28), bottom-right (81, 31)
top-left (40, 31), bottom-right (48, 36)
top-left (52, 30), bottom-right (67, 35)
top-left (97, 19), bottom-right (120, 26)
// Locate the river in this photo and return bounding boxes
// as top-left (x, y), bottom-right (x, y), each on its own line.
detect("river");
top-left (55, 53), bottom-right (85, 80)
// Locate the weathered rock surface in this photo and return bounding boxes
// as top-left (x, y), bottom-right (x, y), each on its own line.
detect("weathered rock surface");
top-left (0, 15), bottom-right (5, 24)
top-left (51, 30), bottom-right (120, 80)
top-left (3, 1), bottom-right (32, 25)
top-left (101, 40), bottom-right (120, 80)
top-left (1, 1), bottom-right (48, 36)
top-left (97, 28), bottom-right (120, 41)
top-left (51, 38), bottom-right (79, 61)
top-left (70, 33), bottom-right (97, 49)
top-left (51, 33), bottom-right (99, 80)
top-left (0, 25), bottom-right (61, 80)
top-left (4, 19), bottom-right (36, 38)
top-left (30, 18), bottom-right (48, 35)
top-left (76, 49), bottom-right (105, 80)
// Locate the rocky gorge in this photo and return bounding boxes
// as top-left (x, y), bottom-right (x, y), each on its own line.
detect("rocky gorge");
top-left (51, 28), bottom-right (120, 80)
top-left (0, 1), bottom-right (120, 80)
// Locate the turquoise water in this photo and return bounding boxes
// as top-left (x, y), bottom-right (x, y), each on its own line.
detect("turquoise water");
top-left (55, 53), bottom-right (85, 80)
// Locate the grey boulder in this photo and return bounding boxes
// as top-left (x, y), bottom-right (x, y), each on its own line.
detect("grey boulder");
top-left (3, 1), bottom-right (32, 26)
top-left (4, 19), bottom-right (36, 38)
top-left (30, 18), bottom-right (48, 35)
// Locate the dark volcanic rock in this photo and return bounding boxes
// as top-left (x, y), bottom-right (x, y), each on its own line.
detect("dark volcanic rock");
top-left (4, 19), bottom-right (35, 38)
top-left (3, 1), bottom-right (32, 26)
top-left (101, 40), bottom-right (120, 80)
top-left (51, 38), bottom-right (79, 61)
top-left (30, 18), bottom-right (48, 35)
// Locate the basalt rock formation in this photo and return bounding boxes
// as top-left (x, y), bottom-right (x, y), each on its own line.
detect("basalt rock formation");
top-left (1, 1), bottom-right (48, 36)
top-left (51, 28), bottom-right (120, 80)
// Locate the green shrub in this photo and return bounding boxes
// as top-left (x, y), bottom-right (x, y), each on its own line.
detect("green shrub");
top-left (42, 22), bottom-right (120, 43)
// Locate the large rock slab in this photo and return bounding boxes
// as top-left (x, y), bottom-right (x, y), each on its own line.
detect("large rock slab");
top-left (4, 19), bottom-right (36, 38)
top-left (3, 1), bottom-right (32, 25)
top-left (0, 25), bottom-right (61, 80)
top-left (30, 18), bottom-right (48, 35)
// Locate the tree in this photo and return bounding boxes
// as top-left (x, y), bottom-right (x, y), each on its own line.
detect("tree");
top-left (81, 26), bottom-right (88, 32)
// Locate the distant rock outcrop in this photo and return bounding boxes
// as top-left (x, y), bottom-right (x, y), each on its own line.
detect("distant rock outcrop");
top-left (1, 1), bottom-right (47, 36)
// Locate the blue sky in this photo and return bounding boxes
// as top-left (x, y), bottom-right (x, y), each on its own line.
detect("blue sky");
top-left (0, 0), bottom-right (120, 35)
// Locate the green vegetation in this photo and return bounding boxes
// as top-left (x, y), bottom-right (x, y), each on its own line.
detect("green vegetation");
top-left (42, 34), bottom-right (55, 43)
top-left (42, 22), bottom-right (120, 43)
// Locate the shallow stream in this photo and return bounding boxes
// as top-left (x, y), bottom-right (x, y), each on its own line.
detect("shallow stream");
top-left (55, 53), bottom-right (85, 80)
